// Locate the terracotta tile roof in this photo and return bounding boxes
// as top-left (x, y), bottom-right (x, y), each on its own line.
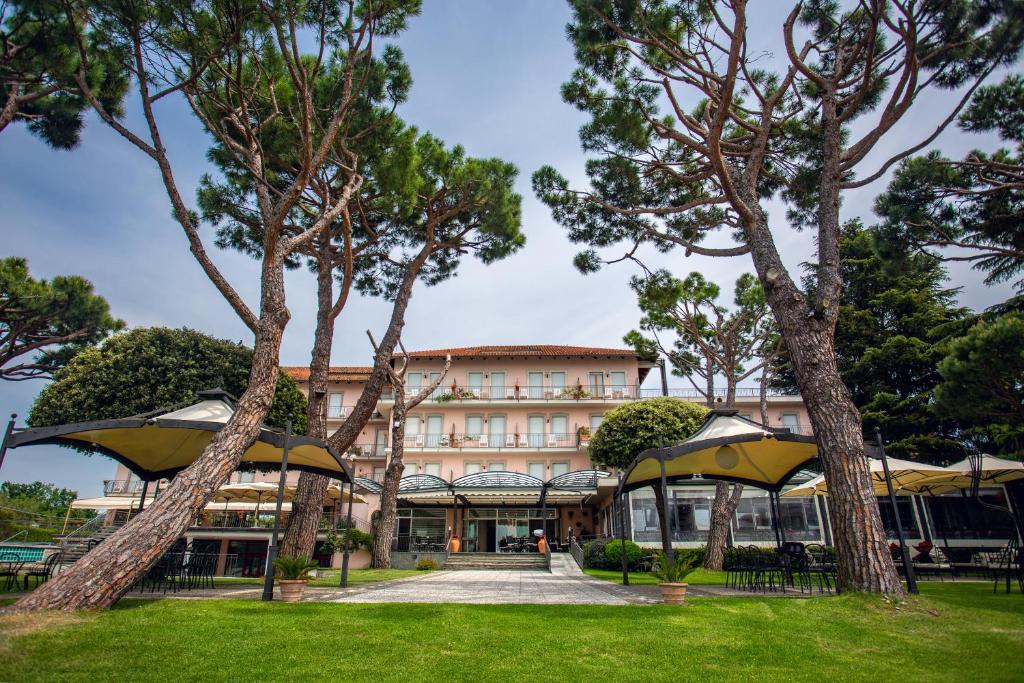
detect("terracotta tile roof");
top-left (404, 345), bottom-right (639, 359)
top-left (281, 366), bottom-right (373, 382)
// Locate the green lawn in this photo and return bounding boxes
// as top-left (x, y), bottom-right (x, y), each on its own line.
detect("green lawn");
top-left (2, 584), bottom-right (1022, 681)
top-left (585, 567), bottom-right (728, 585)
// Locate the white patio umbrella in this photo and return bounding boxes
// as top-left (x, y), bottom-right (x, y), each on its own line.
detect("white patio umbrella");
top-left (782, 457), bottom-right (956, 497)
top-left (901, 455), bottom-right (1024, 495)
top-left (214, 482), bottom-right (363, 524)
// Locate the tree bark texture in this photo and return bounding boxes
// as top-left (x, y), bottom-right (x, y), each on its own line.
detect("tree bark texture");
top-left (743, 199), bottom-right (903, 594)
top-left (371, 390), bottom-right (406, 569)
top-left (279, 243), bottom-right (337, 559)
top-left (652, 481), bottom-right (673, 555)
top-left (9, 267), bottom-right (290, 611)
top-left (703, 481), bottom-right (744, 570)
top-left (282, 252), bottom-right (431, 559)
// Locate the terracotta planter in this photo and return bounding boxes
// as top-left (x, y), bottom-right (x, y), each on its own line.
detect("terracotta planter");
top-left (450, 537), bottom-right (460, 553)
top-left (277, 579), bottom-right (307, 603)
top-left (658, 582), bottom-right (688, 605)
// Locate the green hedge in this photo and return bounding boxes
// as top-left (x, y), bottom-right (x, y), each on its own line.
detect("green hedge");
top-left (603, 540), bottom-right (642, 569)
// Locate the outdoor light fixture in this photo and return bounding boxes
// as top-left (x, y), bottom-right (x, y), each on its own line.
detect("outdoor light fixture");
top-left (715, 444), bottom-right (739, 470)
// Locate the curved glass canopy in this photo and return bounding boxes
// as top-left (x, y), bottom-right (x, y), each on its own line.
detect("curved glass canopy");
top-left (452, 471), bottom-right (544, 489)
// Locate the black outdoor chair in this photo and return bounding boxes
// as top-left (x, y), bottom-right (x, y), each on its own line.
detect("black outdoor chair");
top-left (990, 542), bottom-right (1023, 594)
top-left (0, 553), bottom-right (25, 592)
top-left (186, 553), bottom-right (216, 590)
top-left (22, 552), bottom-right (62, 590)
top-left (751, 548), bottom-right (786, 593)
top-left (791, 552), bottom-right (833, 594)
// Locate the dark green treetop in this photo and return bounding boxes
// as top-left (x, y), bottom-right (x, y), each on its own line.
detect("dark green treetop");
top-left (0, 0), bottom-right (127, 147)
top-left (29, 326), bottom-right (307, 434)
top-left (875, 74), bottom-right (1024, 300)
top-left (0, 256), bottom-right (124, 381)
top-left (934, 313), bottom-right (1024, 456)
top-left (589, 397), bottom-right (708, 470)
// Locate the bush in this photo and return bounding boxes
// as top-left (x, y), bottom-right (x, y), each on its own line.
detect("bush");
top-left (603, 539), bottom-right (642, 570)
top-left (676, 547), bottom-right (706, 569)
top-left (582, 538), bottom-right (612, 568)
top-left (273, 555), bottom-right (318, 580)
top-left (415, 558), bottom-right (438, 571)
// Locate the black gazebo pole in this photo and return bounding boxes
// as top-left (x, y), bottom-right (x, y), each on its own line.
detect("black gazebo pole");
top-left (617, 486), bottom-right (629, 586)
top-left (340, 462), bottom-right (356, 588)
top-left (137, 480), bottom-right (150, 513)
top-left (769, 492), bottom-right (782, 547)
top-left (262, 419), bottom-right (292, 602)
top-left (875, 428), bottom-right (918, 595)
top-left (0, 414), bottom-right (17, 473)
top-left (658, 452), bottom-right (675, 565)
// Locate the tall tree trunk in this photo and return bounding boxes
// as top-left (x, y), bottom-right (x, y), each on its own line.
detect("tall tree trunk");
top-left (372, 390), bottom-right (406, 568)
top-left (8, 265), bottom-right (290, 611)
top-left (704, 379), bottom-right (743, 570)
top-left (652, 482), bottom-right (673, 555)
top-left (281, 251), bottom-right (429, 559)
top-left (745, 200), bottom-right (903, 594)
top-left (279, 243), bottom-right (336, 559)
top-left (704, 480), bottom-right (744, 569)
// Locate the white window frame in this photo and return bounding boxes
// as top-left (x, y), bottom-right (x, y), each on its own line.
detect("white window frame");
top-left (327, 392), bottom-right (345, 419)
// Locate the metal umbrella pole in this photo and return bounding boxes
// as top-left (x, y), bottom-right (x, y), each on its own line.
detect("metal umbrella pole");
top-left (875, 428), bottom-right (918, 594)
top-left (0, 414), bottom-right (16, 473)
top-left (340, 456), bottom-right (356, 588)
top-left (262, 419), bottom-right (292, 602)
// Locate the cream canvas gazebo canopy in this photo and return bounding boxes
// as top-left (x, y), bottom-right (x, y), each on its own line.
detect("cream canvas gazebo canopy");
top-left (900, 455), bottom-right (1024, 496)
top-left (619, 410), bottom-right (819, 494)
top-left (5, 390), bottom-right (353, 482)
top-left (782, 457), bottom-right (955, 497)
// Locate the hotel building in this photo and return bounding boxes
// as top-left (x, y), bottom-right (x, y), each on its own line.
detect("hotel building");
top-left (93, 345), bottom-right (1018, 574)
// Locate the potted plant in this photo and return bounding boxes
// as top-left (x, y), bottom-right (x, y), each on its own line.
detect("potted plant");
top-left (272, 554), bottom-right (319, 603)
top-left (652, 551), bottom-right (697, 605)
top-left (578, 425), bottom-right (591, 443)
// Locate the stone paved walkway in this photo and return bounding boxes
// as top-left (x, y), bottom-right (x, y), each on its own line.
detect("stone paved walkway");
top-left (330, 567), bottom-right (656, 605)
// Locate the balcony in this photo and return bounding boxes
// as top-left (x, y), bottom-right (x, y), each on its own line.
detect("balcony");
top-left (103, 479), bottom-right (146, 496)
top-left (381, 384), bottom-right (800, 403)
top-left (401, 432), bottom-right (583, 451)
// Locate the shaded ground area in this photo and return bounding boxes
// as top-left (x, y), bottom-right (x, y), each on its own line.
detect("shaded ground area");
top-left (2, 584), bottom-right (1021, 682)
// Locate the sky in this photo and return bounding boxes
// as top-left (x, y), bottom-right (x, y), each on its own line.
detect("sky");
top-left (0, 2), bottom-right (1017, 498)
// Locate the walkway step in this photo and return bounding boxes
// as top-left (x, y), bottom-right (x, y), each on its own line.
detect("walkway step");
top-left (444, 553), bottom-right (548, 571)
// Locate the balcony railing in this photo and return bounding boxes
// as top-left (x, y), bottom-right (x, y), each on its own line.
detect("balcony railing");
top-left (344, 444), bottom-right (389, 459)
top-left (385, 384), bottom-right (641, 402)
top-left (401, 432), bottom-right (582, 451)
top-left (103, 479), bottom-right (146, 496)
top-left (382, 384), bottom-right (801, 402)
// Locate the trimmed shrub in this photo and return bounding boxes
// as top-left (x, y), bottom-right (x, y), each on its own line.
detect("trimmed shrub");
top-left (582, 538), bottom-right (612, 568)
top-left (415, 558), bottom-right (438, 571)
top-left (604, 539), bottom-right (643, 570)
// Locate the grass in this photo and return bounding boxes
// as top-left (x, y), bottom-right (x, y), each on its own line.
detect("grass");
top-left (0, 568), bottom-right (421, 596)
top-left (2, 583), bottom-right (1022, 681)
top-left (585, 567), bottom-right (728, 585)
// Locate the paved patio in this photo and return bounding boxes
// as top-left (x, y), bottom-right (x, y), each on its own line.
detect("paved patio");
top-left (113, 555), bottom-right (815, 604)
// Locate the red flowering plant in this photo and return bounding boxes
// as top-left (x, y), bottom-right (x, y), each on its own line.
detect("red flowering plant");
top-left (914, 540), bottom-right (934, 554)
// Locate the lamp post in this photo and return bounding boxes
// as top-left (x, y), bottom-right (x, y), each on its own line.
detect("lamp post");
top-left (875, 428), bottom-right (918, 595)
top-left (262, 419), bottom-right (292, 601)
top-left (340, 452), bottom-right (357, 588)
